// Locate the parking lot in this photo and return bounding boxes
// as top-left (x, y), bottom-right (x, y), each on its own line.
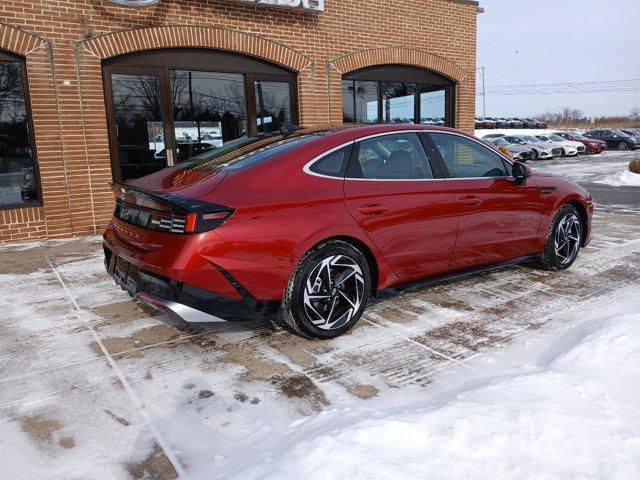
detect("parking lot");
top-left (1, 150), bottom-right (639, 479)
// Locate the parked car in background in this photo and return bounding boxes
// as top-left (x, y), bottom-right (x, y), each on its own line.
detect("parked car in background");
top-left (519, 118), bottom-right (537, 128)
top-left (487, 117), bottom-right (510, 128)
top-left (503, 134), bottom-right (558, 160)
top-left (536, 134), bottom-right (582, 156)
top-left (481, 118), bottom-right (497, 129)
top-left (583, 129), bottom-right (640, 150)
top-left (506, 118), bottom-right (524, 129)
top-left (485, 137), bottom-right (535, 162)
top-left (475, 117), bottom-right (484, 129)
top-left (482, 133), bottom-right (506, 139)
top-left (553, 131), bottom-right (607, 154)
top-left (155, 142), bottom-right (217, 162)
top-left (103, 123), bottom-right (593, 338)
top-left (621, 129), bottom-right (640, 141)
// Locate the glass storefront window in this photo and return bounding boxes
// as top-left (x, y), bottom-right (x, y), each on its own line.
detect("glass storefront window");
top-left (355, 81), bottom-right (379, 123)
top-left (342, 80), bottom-right (354, 123)
top-left (342, 66), bottom-right (454, 127)
top-left (170, 70), bottom-right (247, 163)
top-left (110, 73), bottom-right (165, 181)
top-left (0, 54), bottom-right (39, 208)
top-left (382, 82), bottom-right (416, 124)
top-left (255, 81), bottom-right (292, 134)
top-left (420, 85), bottom-right (446, 126)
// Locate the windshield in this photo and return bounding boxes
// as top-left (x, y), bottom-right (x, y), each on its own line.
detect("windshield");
top-left (548, 134), bottom-right (565, 142)
top-left (614, 130), bottom-right (630, 137)
top-left (176, 131), bottom-right (323, 173)
top-left (491, 138), bottom-right (509, 146)
top-left (522, 135), bottom-right (540, 143)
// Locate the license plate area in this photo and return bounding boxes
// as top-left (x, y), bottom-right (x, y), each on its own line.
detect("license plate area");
top-left (112, 255), bottom-right (140, 294)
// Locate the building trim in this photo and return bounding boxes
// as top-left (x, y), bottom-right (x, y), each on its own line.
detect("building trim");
top-left (76, 25), bottom-right (312, 72)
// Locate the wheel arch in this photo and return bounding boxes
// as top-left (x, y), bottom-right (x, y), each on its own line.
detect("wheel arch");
top-left (564, 198), bottom-right (589, 246)
top-left (294, 231), bottom-right (392, 297)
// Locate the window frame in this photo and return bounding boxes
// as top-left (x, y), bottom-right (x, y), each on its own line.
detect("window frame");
top-left (344, 131), bottom-right (445, 181)
top-left (0, 50), bottom-right (42, 210)
top-left (423, 131), bottom-right (515, 180)
top-left (102, 49), bottom-right (299, 182)
top-left (342, 65), bottom-right (455, 128)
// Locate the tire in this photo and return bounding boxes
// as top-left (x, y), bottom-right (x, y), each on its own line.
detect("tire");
top-left (531, 149), bottom-right (539, 161)
top-left (282, 240), bottom-right (371, 339)
top-left (560, 148), bottom-right (566, 157)
top-left (537, 204), bottom-right (583, 271)
top-left (618, 141), bottom-right (628, 150)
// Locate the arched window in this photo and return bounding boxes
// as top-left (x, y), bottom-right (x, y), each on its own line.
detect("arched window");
top-left (342, 65), bottom-right (455, 127)
top-left (0, 50), bottom-right (40, 208)
top-left (103, 49), bottom-right (298, 181)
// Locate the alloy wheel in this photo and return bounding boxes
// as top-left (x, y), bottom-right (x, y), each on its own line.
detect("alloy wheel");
top-left (303, 254), bottom-right (365, 331)
top-left (618, 141), bottom-right (628, 150)
top-left (554, 213), bottom-right (581, 265)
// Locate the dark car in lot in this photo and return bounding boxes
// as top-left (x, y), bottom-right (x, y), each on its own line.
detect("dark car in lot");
top-left (583, 129), bottom-right (639, 150)
top-left (487, 117), bottom-right (510, 128)
top-left (553, 131), bottom-right (607, 154)
top-left (104, 124), bottom-right (593, 339)
top-left (506, 118), bottom-right (524, 129)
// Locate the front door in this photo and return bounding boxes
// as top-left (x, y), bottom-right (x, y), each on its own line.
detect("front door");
top-left (343, 132), bottom-right (458, 279)
top-left (427, 132), bottom-right (541, 269)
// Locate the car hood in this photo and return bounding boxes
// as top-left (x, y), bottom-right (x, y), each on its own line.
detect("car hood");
top-left (506, 144), bottom-right (531, 153)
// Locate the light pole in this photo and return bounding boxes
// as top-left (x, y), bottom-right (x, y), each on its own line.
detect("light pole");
top-left (477, 66), bottom-right (486, 117)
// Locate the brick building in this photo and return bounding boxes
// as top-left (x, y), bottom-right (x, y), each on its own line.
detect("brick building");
top-left (0, 0), bottom-right (480, 242)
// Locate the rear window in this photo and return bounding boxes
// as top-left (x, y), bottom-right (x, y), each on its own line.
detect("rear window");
top-left (179, 134), bottom-right (320, 172)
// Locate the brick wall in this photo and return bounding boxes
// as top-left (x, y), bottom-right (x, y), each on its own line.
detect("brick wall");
top-left (0, 0), bottom-right (478, 243)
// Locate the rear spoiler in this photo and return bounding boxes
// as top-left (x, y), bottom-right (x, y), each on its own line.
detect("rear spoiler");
top-left (111, 183), bottom-right (234, 234)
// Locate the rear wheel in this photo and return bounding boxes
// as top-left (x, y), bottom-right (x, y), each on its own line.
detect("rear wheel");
top-left (531, 149), bottom-right (539, 161)
top-left (537, 205), bottom-right (582, 271)
top-left (618, 141), bottom-right (628, 150)
top-left (282, 240), bottom-right (371, 339)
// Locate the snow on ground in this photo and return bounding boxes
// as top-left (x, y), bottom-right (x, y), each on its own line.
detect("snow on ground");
top-left (232, 286), bottom-right (640, 480)
top-left (595, 169), bottom-right (640, 187)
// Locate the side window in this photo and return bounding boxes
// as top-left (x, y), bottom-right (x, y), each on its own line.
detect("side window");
top-left (350, 133), bottom-right (434, 180)
top-left (309, 145), bottom-right (352, 177)
top-left (429, 133), bottom-right (510, 178)
top-left (0, 51), bottom-right (40, 208)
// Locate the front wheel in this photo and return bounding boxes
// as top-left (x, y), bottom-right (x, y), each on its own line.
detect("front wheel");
top-left (282, 240), bottom-right (371, 339)
top-left (618, 141), bottom-right (628, 150)
top-left (531, 149), bottom-right (539, 161)
top-left (537, 205), bottom-right (582, 271)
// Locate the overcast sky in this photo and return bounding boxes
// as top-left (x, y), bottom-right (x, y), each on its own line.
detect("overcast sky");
top-left (476, 0), bottom-right (640, 118)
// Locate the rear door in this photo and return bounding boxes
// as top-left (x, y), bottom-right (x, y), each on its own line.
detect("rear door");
top-left (426, 132), bottom-right (541, 269)
top-left (343, 132), bottom-right (458, 279)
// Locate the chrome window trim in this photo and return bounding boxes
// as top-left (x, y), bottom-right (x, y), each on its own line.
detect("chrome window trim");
top-left (302, 129), bottom-right (517, 182)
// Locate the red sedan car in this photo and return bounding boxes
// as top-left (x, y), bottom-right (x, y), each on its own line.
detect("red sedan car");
top-left (104, 124), bottom-right (593, 339)
top-left (554, 131), bottom-right (607, 154)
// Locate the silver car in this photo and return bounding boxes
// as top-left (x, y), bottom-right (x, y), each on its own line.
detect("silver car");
top-left (536, 134), bottom-right (581, 156)
top-left (485, 137), bottom-right (535, 162)
top-left (502, 135), bottom-right (559, 160)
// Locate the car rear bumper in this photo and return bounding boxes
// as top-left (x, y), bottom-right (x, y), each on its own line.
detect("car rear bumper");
top-left (103, 243), bottom-right (279, 323)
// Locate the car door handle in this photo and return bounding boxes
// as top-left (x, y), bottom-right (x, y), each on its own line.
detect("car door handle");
top-left (357, 203), bottom-right (389, 215)
top-left (459, 196), bottom-right (483, 207)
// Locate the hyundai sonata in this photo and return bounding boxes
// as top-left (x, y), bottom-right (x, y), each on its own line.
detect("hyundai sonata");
top-left (104, 124), bottom-right (593, 339)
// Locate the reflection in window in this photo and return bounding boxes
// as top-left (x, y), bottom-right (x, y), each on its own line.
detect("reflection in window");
top-left (255, 81), bottom-right (292, 133)
top-left (419, 85), bottom-right (446, 126)
top-left (354, 133), bottom-right (433, 180)
top-left (0, 56), bottom-right (39, 207)
top-left (171, 70), bottom-right (247, 163)
top-left (111, 73), bottom-right (165, 180)
top-left (429, 132), bottom-right (510, 178)
top-left (382, 82), bottom-right (416, 124)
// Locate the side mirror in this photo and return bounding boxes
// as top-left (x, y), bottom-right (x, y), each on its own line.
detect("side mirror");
top-left (512, 161), bottom-right (531, 185)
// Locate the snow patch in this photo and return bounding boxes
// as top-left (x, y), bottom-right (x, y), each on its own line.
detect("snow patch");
top-left (226, 290), bottom-right (640, 480)
top-left (595, 169), bottom-right (640, 187)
